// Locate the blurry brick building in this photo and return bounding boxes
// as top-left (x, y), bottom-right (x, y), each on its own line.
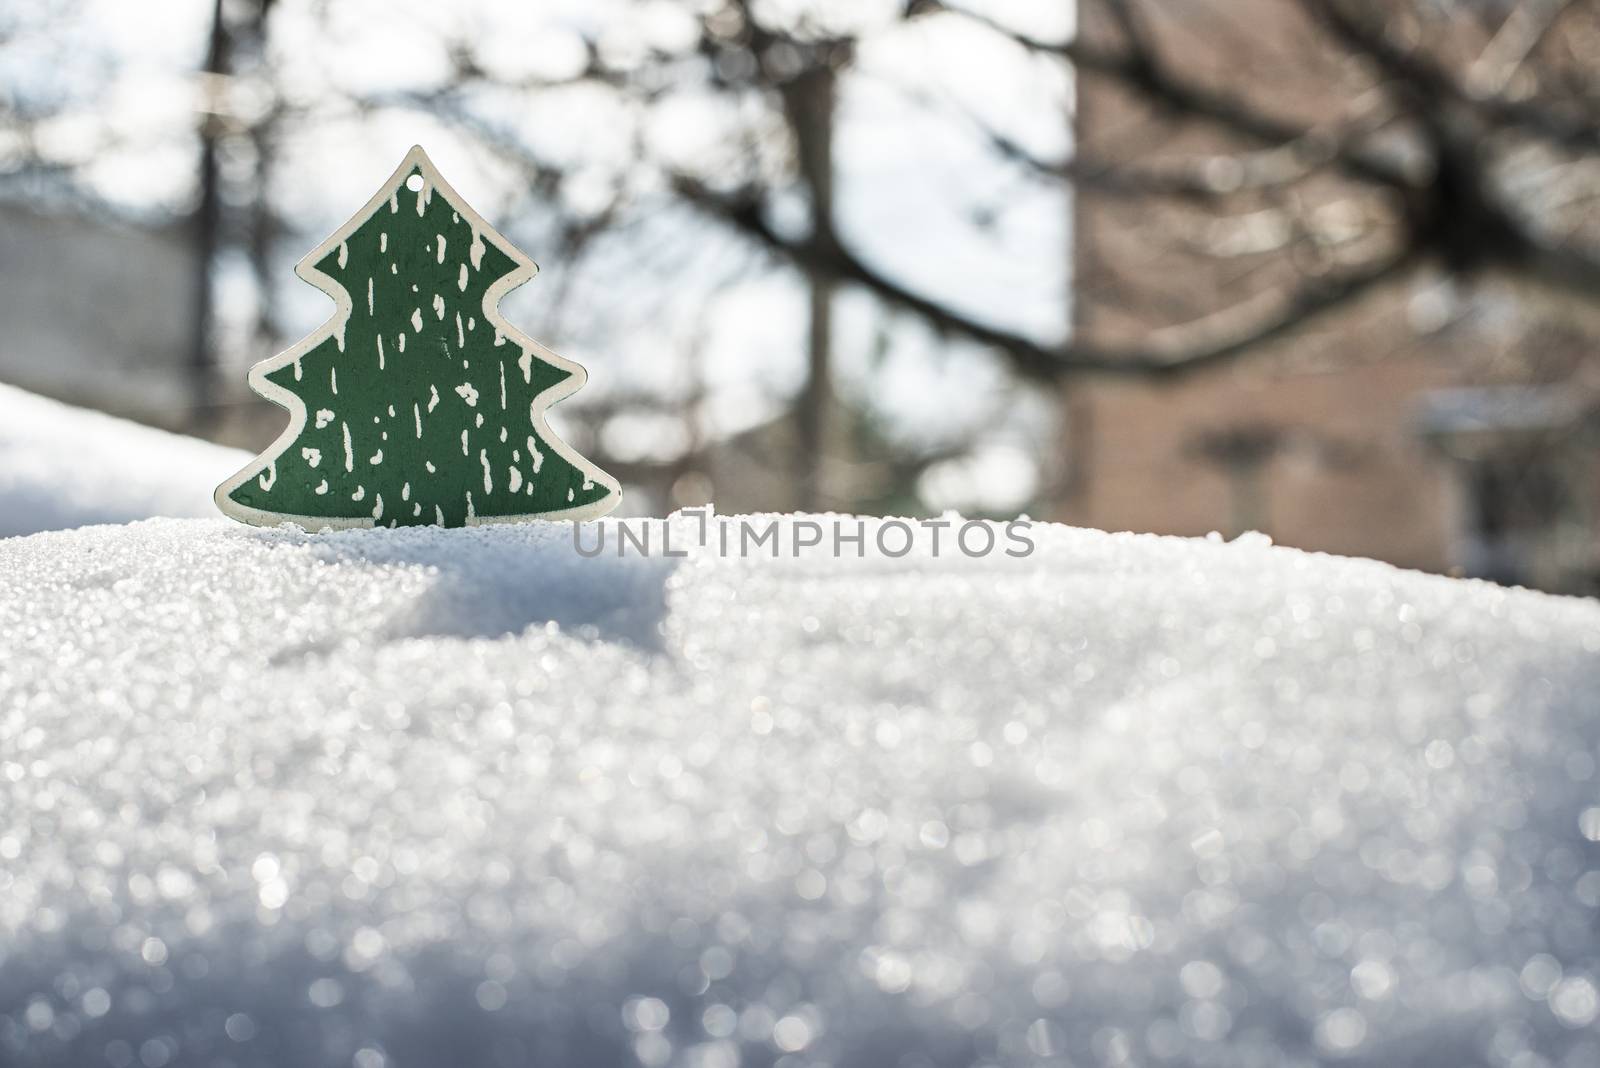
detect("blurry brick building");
top-left (1057, 0), bottom-right (1600, 593)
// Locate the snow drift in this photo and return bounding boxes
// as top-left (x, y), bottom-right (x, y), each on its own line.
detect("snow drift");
top-left (2, 514), bottom-right (1599, 1068)
top-left (0, 383), bottom-right (247, 538)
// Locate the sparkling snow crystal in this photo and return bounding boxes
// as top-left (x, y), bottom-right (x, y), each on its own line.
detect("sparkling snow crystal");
top-left (1, 514), bottom-right (1599, 1067)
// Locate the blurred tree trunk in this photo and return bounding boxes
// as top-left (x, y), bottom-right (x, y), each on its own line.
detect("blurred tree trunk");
top-left (1055, 53), bottom-right (1092, 524)
top-left (245, 2), bottom-right (280, 361)
top-left (785, 65), bottom-right (836, 513)
top-left (190, 0), bottom-right (276, 442)
top-left (189, 0), bottom-right (229, 428)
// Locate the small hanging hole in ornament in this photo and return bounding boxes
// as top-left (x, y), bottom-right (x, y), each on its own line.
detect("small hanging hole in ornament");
top-left (406, 174), bottom-right (424, 192)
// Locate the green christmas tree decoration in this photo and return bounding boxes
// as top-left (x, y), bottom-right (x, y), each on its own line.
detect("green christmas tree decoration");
top-left (216, 146), bottom-right (620, 529)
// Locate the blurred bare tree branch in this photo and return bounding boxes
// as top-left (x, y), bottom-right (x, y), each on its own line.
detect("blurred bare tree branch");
top-left (369, 0), bottom-right (1600, 386)
top-left (7, 0), bottom-right (1600, 517)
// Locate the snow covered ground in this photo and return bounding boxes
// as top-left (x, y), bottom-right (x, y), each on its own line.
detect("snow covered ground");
top-left (3, 508), bottom-right (1600, 1068)
top-left (0, 383), bottom-right (247, 538)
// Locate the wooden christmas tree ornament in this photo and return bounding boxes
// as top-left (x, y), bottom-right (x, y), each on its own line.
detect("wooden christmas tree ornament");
top-left (216, 145), bottom-right (620, 529)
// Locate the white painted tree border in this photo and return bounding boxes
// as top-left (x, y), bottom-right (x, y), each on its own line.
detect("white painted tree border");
top-left (214, 145), bottom-right (621, 530)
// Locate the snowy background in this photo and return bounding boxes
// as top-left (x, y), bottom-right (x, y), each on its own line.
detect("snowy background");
top-left (4, 1), bottom-right (1600, 1062)
top-left (3, 389), bottom-right (1600, 1067)
top-left (0, 384), bottom-right (245, 538)
top-left (0, 0), bottom-right (1070, 515)
top-left (7, 0), bottom-right (1600, 592)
